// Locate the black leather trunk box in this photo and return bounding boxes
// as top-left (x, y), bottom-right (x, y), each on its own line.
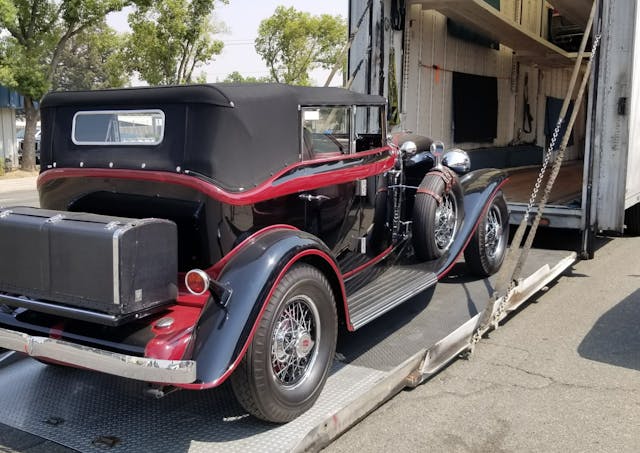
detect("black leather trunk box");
top-left (0, 207), bottom-right (178, 316)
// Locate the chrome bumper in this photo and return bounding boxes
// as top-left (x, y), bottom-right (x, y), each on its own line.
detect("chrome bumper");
top-left (0, 327), bottom-right (197, 384)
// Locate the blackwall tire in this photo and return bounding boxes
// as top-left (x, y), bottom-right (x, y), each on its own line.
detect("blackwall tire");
top-left (230, 263), bottom-right (337, 423)
top-left (412, 170), bottom-right (464, 261)
top-left (624, 203), bottom-right (640, 236)
top-left (464, 191), bottom-right (509, 277)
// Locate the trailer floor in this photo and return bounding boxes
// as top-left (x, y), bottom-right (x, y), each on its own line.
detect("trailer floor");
top-left (0, 249), bottom-right (575, 453)
top-left (503, 160), bottom-right (583, 206)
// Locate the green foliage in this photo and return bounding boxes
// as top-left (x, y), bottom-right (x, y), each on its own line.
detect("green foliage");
top-left (125, 0), bottom-right (226, 85)
top-left (255, 6), bottom-right (346, 86)
top-left (0, 0), bottom-right (131, 170)
top-left (0, 0), bottom-right (128, 98)
top-left (53, 21), bottom-right (129, 91)
top-left (222, 71), bottom-right (272, 84)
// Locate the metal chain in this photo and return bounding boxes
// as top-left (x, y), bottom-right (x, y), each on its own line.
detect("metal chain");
top-left (469, 33), bottom-right (602, 348)
top-left (523, 119), bottom-right (562, 222)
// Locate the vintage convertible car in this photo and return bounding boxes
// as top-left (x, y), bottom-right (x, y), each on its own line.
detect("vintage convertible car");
top-left (0, 84), bottom-right (508, 422)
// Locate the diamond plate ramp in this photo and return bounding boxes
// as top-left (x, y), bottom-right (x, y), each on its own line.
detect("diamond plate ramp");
top-left (0, 359), bottom-right (386, 453)
top-left (0, 248), bottom-right (575, 453)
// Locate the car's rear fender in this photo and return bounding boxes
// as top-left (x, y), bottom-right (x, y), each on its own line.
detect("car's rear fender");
top-left (181, 228), bottom-right (346, 389)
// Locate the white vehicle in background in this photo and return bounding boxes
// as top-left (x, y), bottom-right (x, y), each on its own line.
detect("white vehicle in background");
top-left (17, 128), bottom-right (40, 165)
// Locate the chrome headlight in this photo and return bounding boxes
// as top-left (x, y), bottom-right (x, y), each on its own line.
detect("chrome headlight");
top-left (399, 140), bottom-right (417, 157)
top-left (442, 149), bottom-right (471, 174)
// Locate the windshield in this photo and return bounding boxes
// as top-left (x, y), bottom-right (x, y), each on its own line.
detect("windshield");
top-left (16, 129), bottom-right (25, 139)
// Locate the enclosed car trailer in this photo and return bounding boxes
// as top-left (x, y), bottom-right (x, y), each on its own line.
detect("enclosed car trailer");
top-left (348, 0), bottom-right (640, 257)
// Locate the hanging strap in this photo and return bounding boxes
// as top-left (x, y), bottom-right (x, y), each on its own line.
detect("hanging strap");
top-left (522, 73), bottom-right (533, 134)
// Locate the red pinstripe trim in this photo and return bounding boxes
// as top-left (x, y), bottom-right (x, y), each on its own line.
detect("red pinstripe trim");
top-left (175, 248), bottom-right (348, 390)
top-left (437, 178), bottom-right (510, 280)
top-left (342, 245), bottom-right (394, 280)
top-left (37, 147), bottom-right (395, 206)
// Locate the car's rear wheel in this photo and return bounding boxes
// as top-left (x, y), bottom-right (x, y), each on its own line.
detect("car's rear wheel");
top-left (464, 191), bottom-right (509, 277)
top-left (412, 170), bottom-right (464, 261)
top-left (231, 263), bottom-right (337, 423)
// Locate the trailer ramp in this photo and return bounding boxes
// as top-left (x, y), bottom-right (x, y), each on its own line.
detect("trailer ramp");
top-left (0, 249), bottom-right (574, 453)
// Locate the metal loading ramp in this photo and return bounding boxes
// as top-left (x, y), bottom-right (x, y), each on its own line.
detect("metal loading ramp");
top-left (0, 248), bottom-right (575, 453)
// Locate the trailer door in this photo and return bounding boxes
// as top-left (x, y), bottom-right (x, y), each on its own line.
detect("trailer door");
top-left (626, 0), bottom-right (640, 211)
top-left (591, 0), bottom-right (636, 232)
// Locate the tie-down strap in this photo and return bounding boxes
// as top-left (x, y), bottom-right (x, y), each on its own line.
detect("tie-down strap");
top-left (416, 167), bottom-right (457, 205)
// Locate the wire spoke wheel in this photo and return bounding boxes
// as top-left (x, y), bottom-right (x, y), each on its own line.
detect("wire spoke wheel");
top-left (270, 295), bottom-right (320, 388)
top-left (434, 192), bottom-right (458, 252)
top-left (464, 191), bottom-right (509, 277)
top-left (413, 170), bottom-right (464, 261)
top-left (484, 203), bottom-right (505, 262)
top-left (231, 264), bottom-right (337, 423)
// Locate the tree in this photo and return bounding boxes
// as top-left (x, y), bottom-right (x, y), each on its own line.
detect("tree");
top-left (53, 21), bottom-right (129, 92)
top-left (126, 0), bottom-right (226, 85)
top-left (255, 6), bottom-right (346, 86)
top-left (0, 0), bottom-right (131, 171)
top-left (222, 71), bottom-right (272, 84)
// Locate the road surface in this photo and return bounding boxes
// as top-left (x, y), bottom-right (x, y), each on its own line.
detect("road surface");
top-left (0, 177), bottom-right (39, 208)
top-left (326, 234), bottom-right (640, 453)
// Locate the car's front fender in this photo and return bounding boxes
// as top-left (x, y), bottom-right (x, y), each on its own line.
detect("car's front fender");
top-left (183, 228), bottom-right (344, 388)
top-left (431, 168), bottom-right (509, 278)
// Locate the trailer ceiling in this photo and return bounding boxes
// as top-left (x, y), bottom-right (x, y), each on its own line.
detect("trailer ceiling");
top-left (550, 0), bottom-right (593, 29)
top-left (413, 0), bottom-right (582, 67)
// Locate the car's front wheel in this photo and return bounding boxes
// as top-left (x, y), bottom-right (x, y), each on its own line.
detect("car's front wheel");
top-left (464, 191), bottom-right (509, 277)
top-left (412, 170), bottom-right (464, 261)
top-left (231, 263), bottom-right (337, 423)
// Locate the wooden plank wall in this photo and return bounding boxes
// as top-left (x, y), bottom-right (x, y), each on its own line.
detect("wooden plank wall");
top-left (403, 0), bottom-right (586, 162)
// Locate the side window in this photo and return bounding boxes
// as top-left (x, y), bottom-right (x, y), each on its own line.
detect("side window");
top-left (301, 107), bottom-right (351, 160)
top-left (355, 106), bottom-right (384, 152)
top-left (73, 110), bottom-right (165, 145)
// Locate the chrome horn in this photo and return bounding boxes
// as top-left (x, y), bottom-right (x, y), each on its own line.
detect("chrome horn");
top-left (442, 148), bottom-right (471, 175)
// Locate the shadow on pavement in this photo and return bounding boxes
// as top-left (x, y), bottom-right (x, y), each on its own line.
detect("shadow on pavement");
top-left (578, 288), bottom-right (640, 371)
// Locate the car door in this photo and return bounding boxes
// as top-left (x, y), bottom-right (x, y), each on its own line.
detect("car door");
top-left (299, 106), bottom-right (358, 251)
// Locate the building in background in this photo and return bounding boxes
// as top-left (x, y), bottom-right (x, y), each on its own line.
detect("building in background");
top-left (0, 86), bottom-right (24, 171)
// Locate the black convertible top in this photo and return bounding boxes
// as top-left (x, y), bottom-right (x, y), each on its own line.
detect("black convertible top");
top-left (41, 83), bottom-right (386, 109)
top-left (40, 84), bottom-right (386, 191)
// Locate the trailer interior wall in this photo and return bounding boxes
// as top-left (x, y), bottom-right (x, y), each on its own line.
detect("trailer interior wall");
top-left (591, 0), bottom-right (636, 232)
top-left (402, 2), bottom-right (587, 157)
top-left (348, 0), bottom-right (597, 230)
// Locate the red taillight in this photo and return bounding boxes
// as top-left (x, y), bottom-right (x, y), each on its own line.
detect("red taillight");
top-left (185, 269), bottom-right (210, 296)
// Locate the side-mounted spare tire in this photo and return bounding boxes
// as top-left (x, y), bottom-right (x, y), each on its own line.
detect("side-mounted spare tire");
top-left (231, 263), bottom-right (337, 423)
top-left (464, 191), bottom-right (509, 277)
top-left (412, 168), bottom-right (464, 261)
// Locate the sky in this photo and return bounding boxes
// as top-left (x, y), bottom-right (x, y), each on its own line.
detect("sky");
top-left (107, 0), bottom-right (348, 85)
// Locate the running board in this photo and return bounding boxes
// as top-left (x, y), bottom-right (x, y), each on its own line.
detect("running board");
top-left (348, 266), bottom-right (438, 330)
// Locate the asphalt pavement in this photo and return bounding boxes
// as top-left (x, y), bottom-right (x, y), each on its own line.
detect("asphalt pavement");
top-left (325, 234), bottom-right (640, 453)
top-left (0, 177), bottom-right (39, 208)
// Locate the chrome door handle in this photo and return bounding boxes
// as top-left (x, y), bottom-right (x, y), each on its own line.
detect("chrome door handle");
top-left (298, 193), bottom-right (330, 202)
